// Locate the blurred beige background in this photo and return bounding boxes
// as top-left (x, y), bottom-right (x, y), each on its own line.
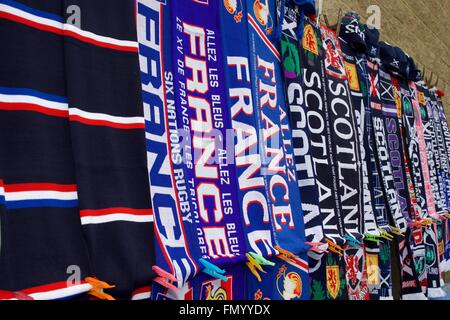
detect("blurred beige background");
top-left (320, 0), bottom-right (450, 117)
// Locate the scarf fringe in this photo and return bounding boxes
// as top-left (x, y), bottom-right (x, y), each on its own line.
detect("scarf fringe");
top-left (402, 292), bottom-right (428, 300)
top-left (427, 287), bottom-right (447, 298)
top-left (379, 296), bottom-right (394, 300)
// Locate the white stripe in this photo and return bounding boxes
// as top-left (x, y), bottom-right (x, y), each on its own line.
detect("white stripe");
top-left (131, 291), bottom-right (151, 300)
top-left (5, 190), bottom-right (78, 201)
top-left (0, 93), bottom-right (68, 111)
top-left (0, 4), bottom-right (63, 29)
top-left (0, 186), bottom-right (4, 197)
top-left (69, 108), bottom-right (144, 124)
top-left (81, 213), bottom-right (153, 225)
top-left (63, 23), bottom-right (138, 49)
top-left (28, 283), bottom-right (92, 300)
top-left (0, 4), bottom-right (137, 49)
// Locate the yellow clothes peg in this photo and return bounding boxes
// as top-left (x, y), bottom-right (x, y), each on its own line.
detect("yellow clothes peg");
top-left (246, 253), bottom-right (266, 282)
top-left (85, 277), bottom-right (116, 300)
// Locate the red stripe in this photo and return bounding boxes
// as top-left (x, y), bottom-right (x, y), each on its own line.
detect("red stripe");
top-left (4, 182), bottom-right (77, 192)
top-left (0, 102), bottom-right (68, 118)
top-left (63, 29), bottom-right (138, 53)
top-left (80, 207), bottom-right (153, 217)
top-left (0, 12), bottom-right (63, 35)
top-left (132, 286), bottom-right (151, 295)
top-left (0, 290), bottom-right (15, 300)
top-left (21, 280), bottom-right (88, 295)
top-left (248, 14), bottom-right (280, 61)
top-left (69, 115), bottom-right (144, 130)
top-left (0, 12), bottom-right (136, 53)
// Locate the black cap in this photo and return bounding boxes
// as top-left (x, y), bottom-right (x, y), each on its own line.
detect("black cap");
top-left (364, 26), bottom-right (380, 58)
top-left (379, 42), bottom-right (401, 74)
top-left (406, 56), bottom-right (422, 81)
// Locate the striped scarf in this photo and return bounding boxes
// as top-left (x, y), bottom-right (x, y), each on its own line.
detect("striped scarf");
top-left (0, 0), bottom-right (154, 300)
top-left (245, 0), bottom-right (310, 300)
top-left (320, 25), bottom-right (369, 300)
top-left (280, 3), bottom-right (327, 299)
top-left (379, 70), bottom-right (424, 299)
top-left (299, 17), bottom-right (348, 300)
top-left (366, 59), bottom-right (394, 299)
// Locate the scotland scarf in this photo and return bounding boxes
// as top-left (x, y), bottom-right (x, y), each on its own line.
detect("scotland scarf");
top-left (320, 25), bottom-right (369, 300)
top-left (399, 80), bottom-right (429, 293)
top-left (416, 85), bottom-right (447, 287)
top-left (300, 17), bottom-right (348, 300)
top-left (245, 0), bottom-right (309, 300)
top-left (433, 92), bottom-right (450, 271)
top-left (416, 85), bottom-right (446, 217)
top-left (220, 0), bottom-right (281, 300)
top-left (280, 2), bottom-right (327, 299)
top-left (378, 70), bottom-right (424, 299)
top-left (407, 81), bottom-right (444, 297)
top-left (339, 13), bottom-right (382, 300)
top-left (366, 59), bottom-right (394, 299)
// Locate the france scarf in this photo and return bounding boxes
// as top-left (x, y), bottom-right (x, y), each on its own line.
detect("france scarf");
top-left (245, 0), bottom-right (309, 300)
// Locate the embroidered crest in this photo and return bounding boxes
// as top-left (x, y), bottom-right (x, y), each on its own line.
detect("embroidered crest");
top-left (276, 264), bottom-right (303, 300)
top-left (326, 265), bottom-right (340, 299)
top-left (303, 24), bottom-right (318, 55)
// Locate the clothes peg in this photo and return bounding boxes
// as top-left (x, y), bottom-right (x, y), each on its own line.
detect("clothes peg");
top-left (246, 253), bottom-right (267, 282)
top-left (305, 241), bottom-right (328, 254)
top-left (274, 245), bottom-right (297, 259)
top-left (378, 229), bottom-right (394, 241)
top-left (198, 258), bottom-right (228, 282)
top-left (343, 235), bottom-right (363, 249)
top-left (419, 218), bottom-right (433, 228)
top-left (325, 238), bottom-right (344, 256)
top-left (249, 252), bottom-right (275, 267)
top-left (152, 265), bottom-right (180, 292)
top-left (389, 226), bottom-right (405, 237)
top-left (85, 277), bottom-right (116, 300)
top-left (364, 233), bottom-right (380, 243)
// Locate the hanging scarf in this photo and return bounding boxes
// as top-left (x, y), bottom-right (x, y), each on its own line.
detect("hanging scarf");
top-left (416, 85), bottom-right (446, 217)
top-left (221, 0), bottom-right (278, 259)
top-left (220, 0), bottom-right (285, 300)
top-left (245, 0), bottom-right (309, 300)
top-left (136, 0), bottom-right (201, 300)
top-left (167, 0), bottom-right (250, 300)
top-left (280, 2), bottom-right (327, 299)
top-left (320, 25), bottom-right (369, 300)
top-left (366, 59), bottom-right (394, 299)
top-left (434, 92), bottom-right (450, 272)
top-left (355, 24), bottom-right (387, 300)
top-left (416, 85), bottom-right (447, 287)
top-left (298, 17), bottom-right (348, 300)
top-left (399, 80), bottom-right (431, 294)
top-left (338, 13), bottom-right (380, 300)
top-left (409, 82), bottom-right (445, 296)
top-left (378, 70), bottom-right (424, 299)
top-left (406, 81), bottom-right (445, 297)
